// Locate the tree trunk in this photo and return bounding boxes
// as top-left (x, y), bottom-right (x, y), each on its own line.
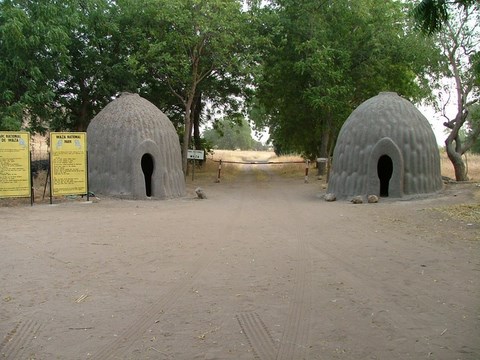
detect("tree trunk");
top-left (182, 103), bottom-right (193, 176)
top-left (75, 84), bottom-right (89, 131)
top-left (445, 138), bottom-right (468, 181)
top-left (192, 91), bottom-right (202, 151)
top-left (317, 130), bottom-right (330, 176)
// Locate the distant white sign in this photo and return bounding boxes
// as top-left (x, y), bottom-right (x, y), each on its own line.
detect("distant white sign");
top-left (187, 150), bottom-right (204, 160)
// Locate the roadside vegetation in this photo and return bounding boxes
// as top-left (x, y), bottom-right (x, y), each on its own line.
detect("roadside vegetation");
top-left (2, 0), bottom-right (479, 179)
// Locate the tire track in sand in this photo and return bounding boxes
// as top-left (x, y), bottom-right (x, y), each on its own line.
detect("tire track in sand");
top-left (0, 319), bottom-right (41, 360)
top-left (235, 227), bottom-right (312, 360)
top-left (92, 190), bottom-right (246, 359)
top-left (236, 312), bottom-right (277, 360)
top-left (270, 171), bottom-right (312, 360)
top-left (92, 254), bottom-right (214, 359)
top-left (275, 224), bottom-right (312, 360)
top-left (235, 167), bottom-right (313, 360)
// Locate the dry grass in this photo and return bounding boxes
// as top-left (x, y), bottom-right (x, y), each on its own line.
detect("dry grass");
top-left (189, 150), bottom-right (480, 228)
top-left (189, 149), bottom-right (480, 185)
top-left (435, 203), bottom-right (480, 225)
top-left (440, 151), bottom-right (480, 181)
top-left (433, 186), bottom-right (480, 227)
top-left (25, 134), bottom-right (480, 181)
top-left (3, 149), bottom-right (480, 214)
top-left (31, 134), bottom-right (49, 161)
top-left (436, 151), bottom-right (480, 227)
top-left (0, 170), bottom-right (77, 207)
top-left (186, 150), bottom-right (309, 183)
top-left (26, 135), bottom-right (480, 182)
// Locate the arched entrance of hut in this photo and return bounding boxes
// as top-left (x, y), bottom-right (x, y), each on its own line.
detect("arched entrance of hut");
top-left (367, 137), bottom-right (404, 198)
top-left (377, 155), bottom-right (393, 197)
top-left (141, 153), bottom-right (154, 197)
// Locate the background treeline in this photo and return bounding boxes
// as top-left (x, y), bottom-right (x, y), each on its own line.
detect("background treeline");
top-left (1, 0), bottom-right (479, 177)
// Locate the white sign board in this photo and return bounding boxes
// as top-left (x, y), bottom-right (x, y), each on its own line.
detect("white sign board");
top-left (187, 150), bottom-right (205, 160)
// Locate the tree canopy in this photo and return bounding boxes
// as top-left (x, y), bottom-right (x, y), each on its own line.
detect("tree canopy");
top-left (0, 0), bottom-right (70, 132)
top-left (466, 104), bottom-right (480, 153)
top-left (413, 0), bottom-right (478, 34)
top-left (249, 0), bottom-right (441, 159)
top-left (203, 117), bottom-right (262, 151)
top-left (118, 0), bottom-right (254, 172)
top-left (435, 5), bottom-right (480, 180)
top-left (1, 0), bottom-right (447, 175)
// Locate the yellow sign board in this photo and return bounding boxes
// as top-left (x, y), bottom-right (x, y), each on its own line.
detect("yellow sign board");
top-left (50, 132), bottom-right (88, 196)
top-left (0, 132), bottom-right (31, 198)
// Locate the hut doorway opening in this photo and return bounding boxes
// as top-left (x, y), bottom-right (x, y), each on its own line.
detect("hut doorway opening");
top-left (377, 155), bottom-right (393, 197)
top-left (141, 153), bottom-right (154, 197)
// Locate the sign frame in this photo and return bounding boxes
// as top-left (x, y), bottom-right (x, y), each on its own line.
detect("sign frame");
top-left (187, 149), bottom-right (205, 160)
top-left (49, 132), bottom-right (88, 200)
top-left (0, 131), bottom-right (32, 201)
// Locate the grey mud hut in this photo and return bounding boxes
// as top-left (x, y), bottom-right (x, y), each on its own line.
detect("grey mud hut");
top-left (87, 92), bottom-right (186, 199)
top-left (327, 92), bottom-right (442, 201)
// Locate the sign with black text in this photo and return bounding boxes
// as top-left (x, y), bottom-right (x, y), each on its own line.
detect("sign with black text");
top-left (0, 132), bottom-right (31, 198)
top-left (50, 132), bottom-right (88, 196)
top-left (187, 149), bottom-right (205, 160)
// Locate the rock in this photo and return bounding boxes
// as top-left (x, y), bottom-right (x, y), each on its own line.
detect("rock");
top-left (442, 176), bottom-right (455, 183)
top-left (367, 195), bottom-right (379, 203)
top-left (351, 195), bottom-right (363, 204)
top-left (195, 187), bottom-right (207, 199)
top-left (324, 193), bottom-right (336, 202)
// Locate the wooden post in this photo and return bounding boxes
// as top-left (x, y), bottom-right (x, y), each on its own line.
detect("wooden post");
top-left (216, 160), bottom-right (222, 183)
top-left (30, 151), bottom-right (34, 206)
top-left (304, 159), bottom-right (310, 183)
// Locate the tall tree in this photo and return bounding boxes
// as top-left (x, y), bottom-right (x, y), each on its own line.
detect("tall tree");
top-left (203, 117), bottom-right (257, 150)
top-left (466, 104), bottom-right (480, 153)
top-left (0, 0), bottom-right (137, 133)
top-left (52, 0), bottom-right (137, 131)
top-left (0, 0), bottom-right (70, 132)
top-left (251, 0), bottom-right (440, 159)
top-left (413, 0), bottom-right (478, 34)
top-left (436, 6), bottom-right (480, 180)
top-left (122, 0), bottom-right (253, 175)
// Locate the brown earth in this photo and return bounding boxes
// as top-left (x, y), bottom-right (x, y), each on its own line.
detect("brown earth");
top-left (1, 163), bottom-right (479, 360)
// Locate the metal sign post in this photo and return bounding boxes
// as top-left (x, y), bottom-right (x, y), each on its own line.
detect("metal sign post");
top-left (49, 132), bottom-right (88, 203)
top-left (304, 159), bottom-right (310, 183)
top-left (187, 150), bottom-right (205, 182)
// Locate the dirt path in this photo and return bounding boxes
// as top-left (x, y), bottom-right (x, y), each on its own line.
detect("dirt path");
top-left (1, 166), bottom-right (479, 360)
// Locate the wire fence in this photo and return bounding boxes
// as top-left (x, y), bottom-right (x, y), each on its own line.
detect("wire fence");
top-left (31, 135), bottom-right (49, 161)
top-left (211, 158), bottom-right (315, 183)
top-left (210, 159), bottom-right (306, 165)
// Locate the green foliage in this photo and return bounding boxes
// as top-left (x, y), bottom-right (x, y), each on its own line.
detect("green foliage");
top-left (250, 0), bottom-right (441, 159)
top-left (0, 0), bottom-right (70, 132)
top-left (52, 0), bottom-right (139, 131)
top-left (466, 104), bottom-right (480, 153)
top-left (116, 0), bottom-right (254, 172)
top-left (413, 0), bottom-right (477, 34)
top-left (435, 5), bottom-right (480, 179)
top-left (0, 0), bottom-right (139, 132)
top-left (471, 139), bottom-right (480, 154)
top-left (0, 0), bottom-right (444, 169)
top-left (0, 0), bottom-right (252, 145)
top-left (203, 117), bottom-right (261, 150)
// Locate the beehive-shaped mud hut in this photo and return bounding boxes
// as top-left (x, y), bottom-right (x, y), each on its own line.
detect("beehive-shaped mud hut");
top-left (327, 92), bottom-right (442, 200)
top-left (87, 93), bottom-right (186, 199)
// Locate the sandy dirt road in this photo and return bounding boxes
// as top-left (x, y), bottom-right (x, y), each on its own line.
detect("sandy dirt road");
top-left (1, 165), bottom-right (479, 360)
